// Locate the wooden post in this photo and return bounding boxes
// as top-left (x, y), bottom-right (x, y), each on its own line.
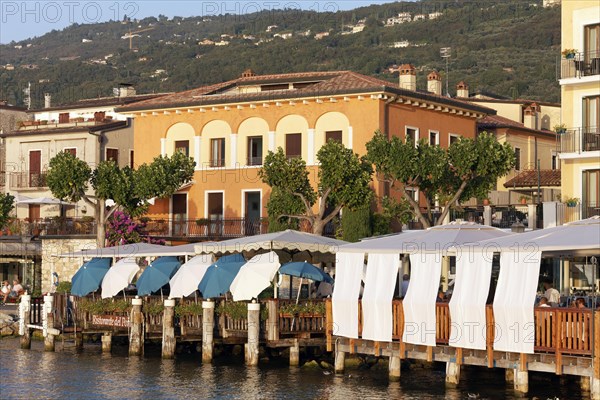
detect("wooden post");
top-left (514, 367), bottom-right (529, 394)
top-left (582, 376), bottom-right (591, 392)
top-left (202, 300), bottom-right (215, 363)
top-left (555, 309), bottom-right (562, 375)
top-left (505, 368), bottom-right (514, 384)
top-left (162, 299), bottom-right (176, 359)
top-left (593, 312), bottom-right (600, 400)
top-left (334, 350), bottom-right (346, 374)
top-left (326, 299), bottom-right (333, 352)
top-left (289, 338), bottom-right (300, 366)
top-left (267, 299), bottom-right (279, 342)
top-left (486, 305), bottom-right (494, 368)
top-left (245, 301), bottom-right (260, 366)
top-left (445, 361), bottom-right (461, 385)
top-left (75, 332), bottom-right (84, 351)
top-left (388, 355), bottom-right (401, 381)
top-left (101, 333), bottom-right (112, 353)
top-left (44, 312), bottom-right (55, 352)
top-left (19, 294), bottom-right (31, 349)
top-left (129, 297), bottom-right (144, 356)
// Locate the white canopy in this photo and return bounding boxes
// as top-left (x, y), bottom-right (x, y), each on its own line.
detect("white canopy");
top-left (229, 251), bottom-right (280, 301)
top-left (337, 222), bottom-right (512, 254)
top-left (129, 242), bottom-right (211, 257)
top-left (474, 216), bottom-right (600, 256)
top-left (16, 197), bottom-right (71, 205)
top-left (195, 229), bottom-right (347, 254)
top-left (168, 254), bottom-right (215, 298)
top-left (101, 258), bottom-right (140, 298)
top-left (59, 243), bottom-right (169, 258)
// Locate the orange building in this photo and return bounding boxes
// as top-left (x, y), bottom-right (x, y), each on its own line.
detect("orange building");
top-left (118, 68), bottom-right (494, 237)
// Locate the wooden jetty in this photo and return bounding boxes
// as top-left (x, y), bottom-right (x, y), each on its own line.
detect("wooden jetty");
top-left (18, 294), bottom-right (600, 398)
top-left (325, 299), bottom-right (600, 398)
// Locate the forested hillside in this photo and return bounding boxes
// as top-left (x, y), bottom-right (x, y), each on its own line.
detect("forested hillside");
top-left (0, 0), bottom-right (561, 107)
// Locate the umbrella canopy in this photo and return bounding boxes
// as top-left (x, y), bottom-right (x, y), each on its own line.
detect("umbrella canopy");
top-left (59, 243), bottom-right (168, 258)
top-left (230, 252), bottom-right (280, 301)
top-left (101, 258), bottom-right (140, 299)
top-left (198, 254), bottom-right (246, 299)
top-left (16, 197), bottom-right (71, 205)
top-left (169, 254), bottom-right (215, 298)
top-left (279, 261), bottom-right (334, 284)
top-left (71, 258), bottom-right (112, 297)
top-left (474, 216), bottom-right (600, 256)
top-left (195, 229), bottom-right (348, 255)
top-left (126, 242), bottom-right (212, 257)
top-left (136, 256), bottom-right (181, 296)
top-left (336, 222), bottom-right (513, 254)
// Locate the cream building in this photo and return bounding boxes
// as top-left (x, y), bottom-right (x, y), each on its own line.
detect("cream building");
top-left (559, 0), bottom-right (600, 219)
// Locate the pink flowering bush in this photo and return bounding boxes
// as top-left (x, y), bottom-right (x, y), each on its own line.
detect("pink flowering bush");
top-left (106, 211), bottom-right (165, 246)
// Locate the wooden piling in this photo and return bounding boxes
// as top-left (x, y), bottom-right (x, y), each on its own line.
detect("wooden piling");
top-left (44, 312), bottom-right (55, 352)
top-left (445, 361), bottom-right (461, 385)
top-left (325, 299), bottom-right (333, 352)
top-left (19, 294), bottom-right (31, 349)
top-left (129, 297), bottom-right (144, 356)
top-left (289, 339), bottom-right (300, 366)
top-left (267, 299), bottom-right (279, 342)
top-left (334, 350), bottom-right (346, 374)
top-left (514, 367), bottom-right (529, 394)
top-left (505, 368), bottom-right (514, 384)
top-left (388, 355), bottom-right (401, 381)
top-left (245, 301), bottom-right (260, 366)
top-left (101, 334), bottom-right (112, 353)
top-left (162, 299), bottom-right (176, 359)
top-left (75, 332), bottom-right (83, 351)
top-left (202, 300), bottom-right (215, 363)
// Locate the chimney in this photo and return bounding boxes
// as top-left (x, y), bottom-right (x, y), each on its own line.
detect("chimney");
top-left (523, 103), bottom-right (540, 130)
top-left (399, 64), bottom-right (416, 91)
top-left (427, 71), bottom-right (442, 95)
top-left (456, 81), bottom-right (469, 98)
top-left (44, 93), bottom-right (51, 108)
top-left (241, 69), bottom-right (256, 78)
top-left (118, 86), bottom-right (136, 98)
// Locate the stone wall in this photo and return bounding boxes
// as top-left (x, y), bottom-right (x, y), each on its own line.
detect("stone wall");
top-left (41, 238), bottom-right (96, 293)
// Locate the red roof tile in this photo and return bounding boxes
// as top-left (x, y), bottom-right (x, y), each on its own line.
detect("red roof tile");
top-left (504, 169), bottom-right (561, 188)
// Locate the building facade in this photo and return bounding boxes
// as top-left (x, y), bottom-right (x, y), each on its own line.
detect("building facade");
top-left (119, 69), bottom-right (493, 236)
top-left (559, 0), bottom-right (600, 219)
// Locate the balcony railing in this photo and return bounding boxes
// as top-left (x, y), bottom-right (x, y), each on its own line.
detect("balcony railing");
top-left (209, 159), bottom-right (225, 168)
top-left (2, 218), bottom-right (97, 236)
top-left (246, 156), bottom-right (263, 166)
top-left (140, 218), bottom-right (268, 239)
top-left (558, 127), bottom-right (600, 153)
top-left (9, 171), bottom-right (48, 189)
top-left (559, 51), bottom-right (600, 79)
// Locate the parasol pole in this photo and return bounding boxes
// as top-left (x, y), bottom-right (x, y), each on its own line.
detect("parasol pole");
top-left (274, 273), bottom-right (278, 299)
top-left (291, 278), bottom-right (304, 332)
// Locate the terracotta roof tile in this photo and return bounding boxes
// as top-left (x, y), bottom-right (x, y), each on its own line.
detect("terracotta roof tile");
top-left (504, 169), bottom-right (561, 188)
top-left (478, 114), bottom-right (557, 137)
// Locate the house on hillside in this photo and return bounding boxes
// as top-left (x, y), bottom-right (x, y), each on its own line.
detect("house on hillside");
top-left (116, 66), bottom-right (494, 239)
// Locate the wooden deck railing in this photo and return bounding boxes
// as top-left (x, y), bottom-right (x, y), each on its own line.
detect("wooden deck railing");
top-left (326, 300), bottom-right (599, 360)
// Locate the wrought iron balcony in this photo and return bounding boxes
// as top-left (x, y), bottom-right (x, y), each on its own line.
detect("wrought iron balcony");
top-left (9, 171), bottom-right (48, 189)
top-left (559, 51), bottom-right (600, 79)
top-left (558, 127), bottom-right (600, 153)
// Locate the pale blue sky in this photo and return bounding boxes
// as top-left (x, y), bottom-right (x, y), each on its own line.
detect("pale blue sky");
top-left (0, 1), bottom-right (403, 44)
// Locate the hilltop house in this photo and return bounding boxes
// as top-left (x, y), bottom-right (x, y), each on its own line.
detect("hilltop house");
top-left (117, 67), bottom-right (494, 239)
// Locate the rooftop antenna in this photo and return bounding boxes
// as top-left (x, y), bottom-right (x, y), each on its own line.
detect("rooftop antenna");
top-left (440, 47), bottom-right (451, 97)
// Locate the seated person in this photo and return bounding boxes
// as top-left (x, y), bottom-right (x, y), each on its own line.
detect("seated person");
top-left (4, 279), bottom-right (24, 302)
top-left (537, 296), bottom-right (551, 307)
top-left (542, 278), bottom-right (560, 307)
top-left (1, 280), bottom-right (11, 303)
top-left (315, 281), bottom-right (333, 299)
top-left (436, 289), bottom-right (446, 303)
top-left (574, 297), bottom-right (587, 309)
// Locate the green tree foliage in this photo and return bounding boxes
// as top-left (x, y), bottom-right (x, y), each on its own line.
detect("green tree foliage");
top-left (366, 131), bottom-right (514, 227)
top-left (0, 193), bottom-right (15, 228)
top-left (260, 141), bottom-right (372, 235)
top-left (341, 206), bottom-right (372, 243)
top-left (47, 151), bottom-right (195, 246)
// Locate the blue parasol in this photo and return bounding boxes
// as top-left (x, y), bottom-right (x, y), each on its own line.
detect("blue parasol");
top-left (279, 261), bottom-right (334, 284)
top-left (136, 256), bottom-right (181, 296)
top-left (71, 258), bottom-right (112, 297)
top-left (198, 254), bottom-right (246, 298)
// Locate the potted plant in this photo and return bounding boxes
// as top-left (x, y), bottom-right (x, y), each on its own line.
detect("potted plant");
top-left (553, 124), bottom-right (567, 134)
top-left (519, 195), bottom-right (530, 205)
top-left (564, 197), bottom-right (579, 207)
top-left (562, 48), bottom-right (577, 59)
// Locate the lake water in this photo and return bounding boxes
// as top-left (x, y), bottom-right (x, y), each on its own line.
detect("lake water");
top-left (0, 338), bottom-right (584, 399)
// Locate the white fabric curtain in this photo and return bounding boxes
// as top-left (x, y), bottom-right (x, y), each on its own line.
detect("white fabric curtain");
top-left (493, 250), bottom-right (542, 354)
top-left (361, 253), bottom-right (400, 342)
top-left (402, 253), bottom-right (442, 346)
top-left (449, 251), bottom-right (492, 350)
top-left (332, 252), bottom-right (365, 339)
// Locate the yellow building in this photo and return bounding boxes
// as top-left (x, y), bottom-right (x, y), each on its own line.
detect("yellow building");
top-left (559, 0), bottom-right (600, 219)
top-left (118, 69), bottom-right (494, 237)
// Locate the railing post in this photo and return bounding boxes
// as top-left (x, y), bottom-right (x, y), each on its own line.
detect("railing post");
top-left (129, 297), bottom-right (144, 356)
top-left (162, 299), bottom-right (176, 359)
top-left (245, 301), bottom-right (260, 366)
top-left (326, 299), bottom-right (333, 352)
top-left (19, 294), bottom-right (31, 349)
top-left (202, 300), bottom-right (215, 363)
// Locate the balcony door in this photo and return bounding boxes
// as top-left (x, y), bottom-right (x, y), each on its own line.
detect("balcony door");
top-left (583, 169), bottom-right (600, 218)
top-left (29, 150), bottom-right (41, 187)
top-left (583, 96), bottom-right (599, 151)
top-left (244, 191), bottom-right (261, 235)
top-left (207, 192), bottom-right (224, 235)
top-left (28, 205), bottom-right (40, 221)
top-left (247, 136), bottom-right (263, 166)
top-left (585, 24), bottom-right (600, 72)
top-left (172, 193), bottom-right (187, 236)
